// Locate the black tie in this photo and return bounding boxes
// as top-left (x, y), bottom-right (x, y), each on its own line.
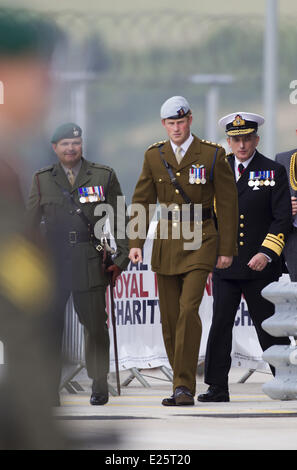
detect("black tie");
top-left (238, 163), bottom-right (245, 176)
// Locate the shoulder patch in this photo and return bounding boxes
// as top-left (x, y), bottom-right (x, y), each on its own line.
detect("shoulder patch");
top-left (36, 164), bottom-right (54, 174)
top-left (147, 140), bottom-right (167, 151)
top-left (201, 139), bottom-right (222, 148)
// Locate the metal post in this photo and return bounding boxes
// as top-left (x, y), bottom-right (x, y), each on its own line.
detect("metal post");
top-left (263, 0), bottom-right (278, 158)
top-left (205, 86), bottom-right (219, 142)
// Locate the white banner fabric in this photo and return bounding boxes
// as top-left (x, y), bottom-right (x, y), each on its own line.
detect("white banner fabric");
top-left (107, 230), bottom-right (270, 373)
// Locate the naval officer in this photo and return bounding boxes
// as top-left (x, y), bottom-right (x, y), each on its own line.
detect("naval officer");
top-left (27, 123), bottom-right (129, 405)
top-left (129, 96), bottom-right (238, 406)
top-left (198, 112), bottom-right (292, 403)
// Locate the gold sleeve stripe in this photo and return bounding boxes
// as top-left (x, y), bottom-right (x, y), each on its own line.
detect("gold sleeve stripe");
top-left (261, 233), bottom-right (285, 256)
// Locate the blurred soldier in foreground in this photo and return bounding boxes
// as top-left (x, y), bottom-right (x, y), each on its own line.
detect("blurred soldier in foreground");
top-left (129, 96), bottom-right (238, 406)
top-left (0, 8), bottom-right (65, 449)
top-left (275, 136), bottom-right (297, 281)
top-left (27, 123), bottom-right (129, 406)
top-left (198, 112), bottom-right (292, 403)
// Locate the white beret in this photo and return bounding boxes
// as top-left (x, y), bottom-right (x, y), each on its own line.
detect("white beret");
top-left (160, 96), bottom-right (191, 120)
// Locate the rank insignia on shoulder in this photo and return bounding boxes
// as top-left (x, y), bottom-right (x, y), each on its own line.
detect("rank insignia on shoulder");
top-left (78, 186), bottom-right (105, 203)
top-left (201, 139), bottom-right (222, 148)
top-left (147, 140), bottom-right (167, 150)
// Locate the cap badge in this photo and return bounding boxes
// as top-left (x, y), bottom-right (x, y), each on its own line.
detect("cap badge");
top-left (233, 115), bottom-right (245, 127)
top-left (73, 127), bottom-right (79, 136)
top-left (177, 107), bottom-right (186, 118)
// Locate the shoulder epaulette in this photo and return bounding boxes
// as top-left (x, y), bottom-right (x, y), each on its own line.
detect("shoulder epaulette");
top-left (90, 162), bottom-right (113, 173)
top-left (201, 139), bottom-right (222, 148)
top-left (147, 140), bottom-right (167, 151)
top-left (36, 164), bottom-right (54, 174)
top-left (225, 152), bottom-right (233, 158)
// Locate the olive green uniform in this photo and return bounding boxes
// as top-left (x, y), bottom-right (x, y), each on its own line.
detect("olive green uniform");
top-left (130, 135), bottom-right (238, 394)
top-left (27, 157), bottom-right (129, 390)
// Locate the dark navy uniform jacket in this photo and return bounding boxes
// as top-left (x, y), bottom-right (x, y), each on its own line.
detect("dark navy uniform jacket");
top-left (214, 150), bottom-right (292, 281)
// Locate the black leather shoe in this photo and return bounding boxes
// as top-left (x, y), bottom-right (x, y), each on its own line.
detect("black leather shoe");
top-left (90, 392), bottom-right (109, 406)
top-left (162, 386), bottom-right (194, 406)
top-left (162, 394), bottom-right (176, 406)
top-left (197, 385), bottom-right (229, 402)
top-left (90, 379), bottom-right (108, 406)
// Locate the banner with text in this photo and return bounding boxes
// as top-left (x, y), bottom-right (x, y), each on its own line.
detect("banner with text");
top-left (107, 227), bottom-right (269, 373)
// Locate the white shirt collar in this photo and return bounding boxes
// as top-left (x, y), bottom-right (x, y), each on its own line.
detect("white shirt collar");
top-left (170, 133), bottom-right (194, 157)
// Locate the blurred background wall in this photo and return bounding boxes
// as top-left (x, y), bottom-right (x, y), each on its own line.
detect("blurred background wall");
top-left (5, 0), bottom-right (297, 203)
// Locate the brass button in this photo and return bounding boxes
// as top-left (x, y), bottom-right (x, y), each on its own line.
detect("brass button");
top-left (240, 232), bottom-right (244, 237)
top-left (173, 222), bottom-right (177, 227)
top-left (240, 223), bottom-right (244, 228)
top-left (240, 241), bottom-right (244, 246)
top-left (176, 172), bottom-right (181, 176)
top-left (158, 178), bottom-right (162, 182)
top-left (240, 214), bottom-right (244, 219)
top-left (175, 189), bottom-right (179, 194)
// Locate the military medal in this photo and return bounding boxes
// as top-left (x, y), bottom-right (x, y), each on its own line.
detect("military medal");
top-left (189, 168), bottom-right (195, 184)
top-left (78, 186), bottom-right (105, 203)
top-left (200, 168), bottom-right (206, 184)
top-left (270, 170), bottom-right (275, 186)
top-left (264, 171), bottom-right (270, 186)
top-left (248, 172), bottom-right (255, 187)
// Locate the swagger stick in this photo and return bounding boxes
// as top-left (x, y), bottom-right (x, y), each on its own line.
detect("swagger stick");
top-left (109, 273), bottom-right (121, 396)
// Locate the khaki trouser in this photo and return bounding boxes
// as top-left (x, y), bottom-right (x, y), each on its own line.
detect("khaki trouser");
top-left (157, 269), bottom-right (209, 396)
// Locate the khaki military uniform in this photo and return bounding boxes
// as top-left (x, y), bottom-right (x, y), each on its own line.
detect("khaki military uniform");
top-left (130, 135), bottom-right (238, 394)
top-left (27, 157), bottom-right (129, 392)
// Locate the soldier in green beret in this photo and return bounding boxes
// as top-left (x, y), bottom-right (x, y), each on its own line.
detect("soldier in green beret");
top-left (27, 123), bottom-right (129, 406)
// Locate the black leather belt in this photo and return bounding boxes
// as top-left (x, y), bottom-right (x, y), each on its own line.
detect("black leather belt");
top-left (161, 206), bottom-right (212, 222)
top-left (48, 231), bottom-right (91, 245)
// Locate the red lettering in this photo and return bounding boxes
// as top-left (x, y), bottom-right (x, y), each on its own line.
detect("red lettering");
top-left (130, 273), bottom-right (139, 297)
top-left (115, 275), bottom-right (124, 299)
top-left (139, 273), bottom-right (149, 298)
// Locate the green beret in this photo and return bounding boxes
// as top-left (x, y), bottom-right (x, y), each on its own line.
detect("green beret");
top-left (0, 8), bottom-right (60, 59)
top-left (51, 123), bottom-right (82, 143)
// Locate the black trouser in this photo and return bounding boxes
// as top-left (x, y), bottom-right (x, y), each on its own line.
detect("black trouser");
top-left (50, 287), bottom-right (110, 394)
top-left (204, 272), bottom-right (289, 389)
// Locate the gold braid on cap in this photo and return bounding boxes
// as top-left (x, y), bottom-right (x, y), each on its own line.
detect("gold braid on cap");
top-left (289, 152), bottom-right (297, 190)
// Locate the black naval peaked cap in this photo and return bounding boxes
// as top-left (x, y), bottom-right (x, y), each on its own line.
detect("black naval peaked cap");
top-left (51, 123), bottom-right (82, 143)
top-left (218, 112), bottom-right (265, 137)
top-left (0, 7), bottom-right (60, 59)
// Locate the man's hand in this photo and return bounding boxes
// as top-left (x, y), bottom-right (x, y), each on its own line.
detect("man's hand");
top-left (216, 256), bottom-right (233, 269)
top-left (247, 253), bottom-right (268, 271)
top-left (106, 264), bottom-right (122, 286)
top-left (129, 248), bottom-right (143, 264)
top-left (291, 196), bottom-right (297, 217)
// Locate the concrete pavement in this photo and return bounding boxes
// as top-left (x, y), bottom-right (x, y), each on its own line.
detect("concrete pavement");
top-left (54, 366), bottom-right (297, 451)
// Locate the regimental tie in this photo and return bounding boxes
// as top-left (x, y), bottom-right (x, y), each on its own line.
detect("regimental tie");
top-left (67, 168), bottom-right (75, 186)
top-left (175, 146), bottom-right (183, 165)
top-left (238, 163), bottom-right (245, 177)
